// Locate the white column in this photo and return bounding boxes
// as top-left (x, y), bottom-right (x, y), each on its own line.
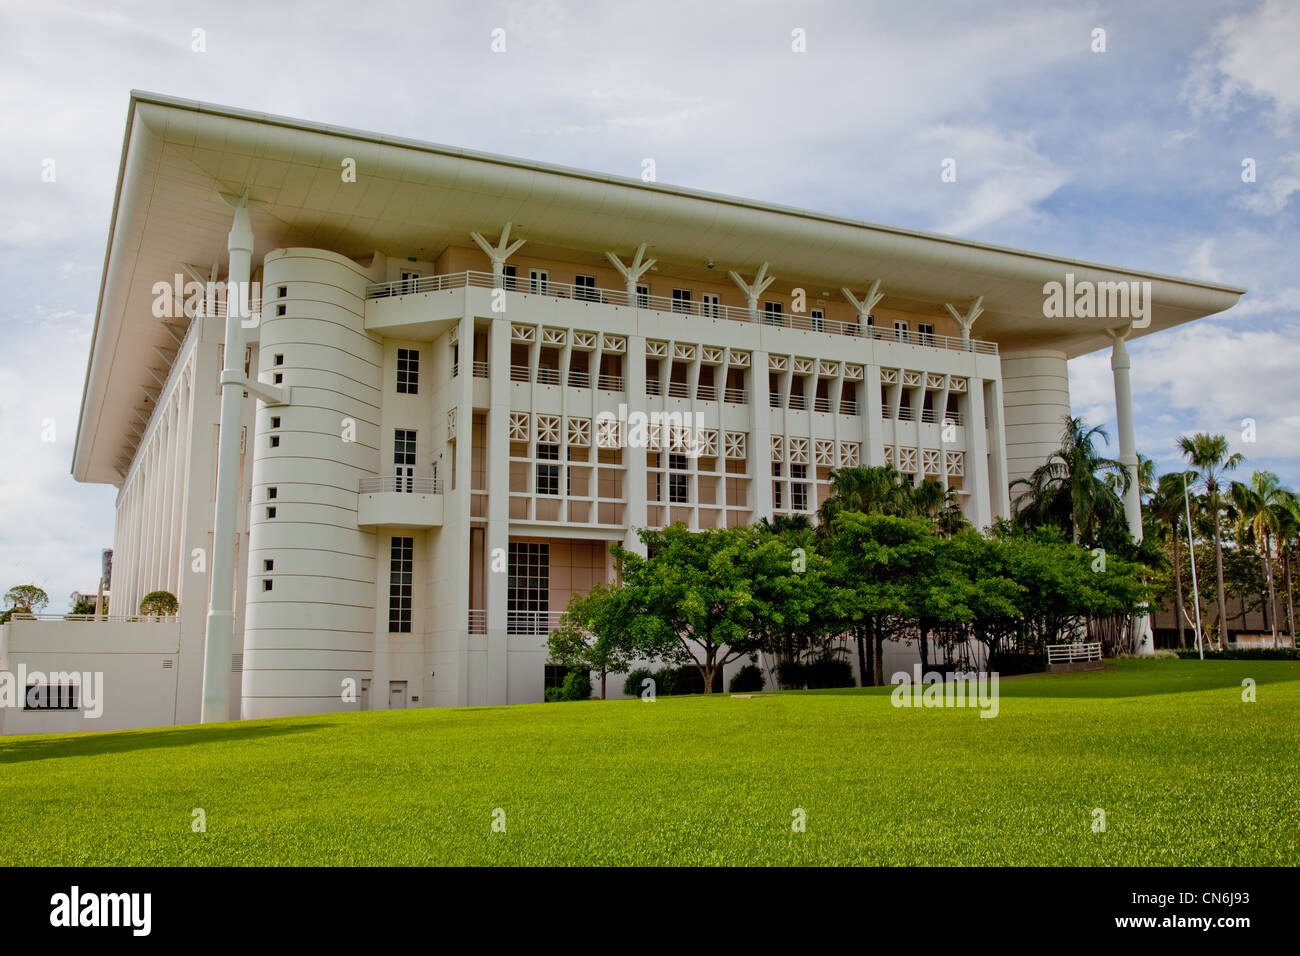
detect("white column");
top-left (201, 196), bottom-right (253, 723)
top-left (623, 334), bottom-right (648, 555)
top-left (1109, 327), bottom-right (1154, 656)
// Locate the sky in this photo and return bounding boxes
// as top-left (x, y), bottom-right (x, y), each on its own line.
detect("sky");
top-left (1, 0), bottom-right (1297, 611)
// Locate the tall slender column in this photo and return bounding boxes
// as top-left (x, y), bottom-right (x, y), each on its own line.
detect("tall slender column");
top-left (1108, 327), bottom-right (1154, 656)
top-left (201, 196), bottom-right (253, 722)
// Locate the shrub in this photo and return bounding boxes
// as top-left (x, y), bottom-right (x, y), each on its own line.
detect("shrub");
top-left (1174, 647), bottom-right (1300, 661)
top-left (775, 661), bottom-right (807, 689)
top-left (139, 590), bottom-right (178, 616)
top-left (623, 667), bottom-right (655, 698)
top-left (728, 663), bottom-right (765, 693)
top-left (546, 669), bottom-right (592, 701)
top-left (805, 657), bottom-right (855, 689)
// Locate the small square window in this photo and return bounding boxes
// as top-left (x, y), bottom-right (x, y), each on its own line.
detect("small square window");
top-left (267, 506), bottom-right (277, 519)
top-left (263, 579), bottom-right (273, 592)
top-left (274, 354), bottom-right (284, 366)
top-left (277, 304), bottom-right (286, 317)
top-left (271, 416), bottom-right (280, 429)
top-left (269, 435), bottom-right (280, 448)
top-left (267, 487), bottom-right (277, 499)
top-left (273, 373), bottom-right (283, 384)
top-left (264, 559), bottom-right (274, 572)
top-left (278, 286), bottom-right (287, 298)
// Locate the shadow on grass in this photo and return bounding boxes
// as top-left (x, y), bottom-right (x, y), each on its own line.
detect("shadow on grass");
top-left (0, 721), bottom-right (334, 764)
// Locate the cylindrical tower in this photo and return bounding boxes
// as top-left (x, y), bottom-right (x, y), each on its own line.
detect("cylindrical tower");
top-left (241, 248), bottom-right (382, 718)
top-left (999, 348), bottom-right (1071, 492)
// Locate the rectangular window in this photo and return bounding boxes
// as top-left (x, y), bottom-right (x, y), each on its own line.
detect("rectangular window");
top-left (530, 269), bottom-right (549, 294)
top-left (274, 354), bottom-right (284, 366)
top-left (575, 274), bottom-right (597, 302)
top-left (701, 292), bottom-right (720, 318)
top-left (388, 536), bottom-right (414, 633)
top-left (917, 323), bottom-right (935, 346)
top-left (895, 320), bottom-right (909, 342)
top-left (671, 289), bottom-right (692, 314)
top-left (764, 301), bottom-right (784, 326)
top-left (400, 271), bottom-right (420, 295)
top-left (669, 453), bottom-right (689, 504)
top-left (544, 664), bottom-right (570, 697)
top-left (394, 429), bottom-right (416, 492)
top-left (811, 308), bottom-right (824, 332)
top-left (262, 579), bottom-right (273, 592)
top-left (508, 541), bottom-right (549, 635)
top-left (791, 463), bottom-right (808, 512)
top-left (502, 263), bottom-right (517, 291)
top-left (23, 683), bottom-right (80, 711)
top-left (263, 559), bottom-right (274, 572)
top-left (636, 283), bottom-right (650, 308)
top-left (396, 348), bottom-right (419, 394)
top-left (278, 286), bottom-right (287, 298)
top-left (536, 443), bottom-right (560, 496)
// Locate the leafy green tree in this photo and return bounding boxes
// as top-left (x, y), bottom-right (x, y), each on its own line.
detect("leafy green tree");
top-left (1178, 432), bottom-right (1243, 647)
top-left (139, 590), bottom-right (179, 617)
top-left (612, 524), bottom-right (775, 693)
top-left (1148, 471), bottom-right (1196, 647)
top-left (69, 595), bottom-right (108, 618)
top-left (3, 585), bottom-right (49, 621)
top-left (548, 582), bottom-right (640, 699)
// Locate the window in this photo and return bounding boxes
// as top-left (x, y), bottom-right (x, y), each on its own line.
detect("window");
top-left (273, 372), bottom-right (283, 384)
top-left (536, 443), bottom-right (560, 496)
top-left (394, 429), bottom-right (416, 492)
top-left (669, 453), bottom-right (689, 504)
top-left (917, 323), bottom-right (935, 346)
top-left (672, 289), bottom-right (692, 314)
top-left (575, 274), bottom-right (597, 302)
top-left (399, 271), bottom-right (420, 295)
top-left (503, 263), bottom-right (517, 291)
top-left (772, 461), bottom-right (783, 509)
top-left (764, 301), bottom-right (784, 326)
top-left (276, 304), bottom-right (286, 317)
top-left (270, 416), bottom-right (280, 429)
top-left (396, 348), bottom-right (419, 394)
top-left (24, 683), bottom-right (79, 711)
top-left (508, 541), bottom-right (549, 635)
top-left (544, 664), bottom-right (570, 697)
top-left (894, 320), bottom-right (909, 342)
top-left (262, 579), bottom-right (273, 592)
top-left (269, 435), bottom-right (279, 448)
top-left (267, 487), bottom-right (277, 499)
top-left (274, 354), bottom-right (284, 366)
top-left (278, 286), bottom-right (287, 298)
top-left (530, 269), bottom-right (549, 294)
top-left (702, 292), bottom-right (720, 318)
top-left (263, 559), bottom-right (274, 572)
top-left (811, 308), bottom-right (824, 332)
top-left (267, 506), bottom-right (276, 519)
top-left (791, 463), bottom-right (808, 512)
top-left (388, 536), bottom-right (414, 633)
top-left (636, 283), bottom-right (650, 308)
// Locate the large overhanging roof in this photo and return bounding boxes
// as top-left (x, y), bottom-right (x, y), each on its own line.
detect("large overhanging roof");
top-left (74, 90), bottom-right (1245, 485)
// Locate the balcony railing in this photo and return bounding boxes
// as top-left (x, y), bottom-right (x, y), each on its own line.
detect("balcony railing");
top-left (473, 360), bottom-right (489, 378)
top-left (507, 610), bottom-right (565, 635)
top-left (568, 369), bottom-right (590, 388)
top-left (359, 476), bottom-right (441, 494)
top-left (667, 381), bottom-right (690, 398)
top-left (597, 374), bottom-right (624, 391)
top-left (6, 613), bottom-right (180, 623)
top-left (813, 396), bottom-right (831, 413)
top-left (724, 387), bottom-right (748, 404)
top-left (364, 271), bottom-right (998, 353)
top-left (646, 379), bottom-right (661, 396)
top-left (468, 609), bottom-right (486, 634)
top-left (841, 399), bottom-right (859, 416)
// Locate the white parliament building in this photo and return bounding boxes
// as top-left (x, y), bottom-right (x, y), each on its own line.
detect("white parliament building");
top-left (0, 92), bottom-right (1243, 734)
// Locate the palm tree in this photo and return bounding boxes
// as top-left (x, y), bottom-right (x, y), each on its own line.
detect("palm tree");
top-left (1149, 471), bottom-right (1196, 648)
top-left (1011, 416), bottom-right (1129, 545)
top-left (1275, 496), bottom-right (1300, 646)
top-left (816, 465), bottom-right (913, 529)
top-left (910, 478), bottom-right (967, 536)
top-left (1230, 471), bottom-right (1292, 649)
top-left (1178, 433), bottom-right (1243, 648)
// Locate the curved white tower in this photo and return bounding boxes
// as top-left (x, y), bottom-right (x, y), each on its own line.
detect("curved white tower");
top-left (1000, 349), bottom-right (1071, 491)
top-left (241, 248), bottom-right (382, 718)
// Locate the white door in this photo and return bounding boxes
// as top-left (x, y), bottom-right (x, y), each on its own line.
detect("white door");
top-left (389, 681), bottom-right (407, 710)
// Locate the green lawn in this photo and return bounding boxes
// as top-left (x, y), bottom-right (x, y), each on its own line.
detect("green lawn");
top-left (2, 660), bottom-right (1297, 866)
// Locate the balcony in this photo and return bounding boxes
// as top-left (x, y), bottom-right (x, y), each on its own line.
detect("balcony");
top-left (364, 271), bottom-right (999, 354)
top-left (357, 476), bottom-right (443, 528)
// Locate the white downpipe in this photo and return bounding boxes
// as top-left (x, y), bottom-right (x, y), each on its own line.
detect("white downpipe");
top-left (1109, 328), bottom-right (1154, 656)
top-left (200, 197), bottom-right (253, 723)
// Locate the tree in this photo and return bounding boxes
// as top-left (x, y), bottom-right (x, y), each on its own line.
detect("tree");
top-left (3, 585), bottom-right (49, 620)
top-left (69, 595), bottom-right (108, 618)
top-left (139, 590), bottom-right (179, 617)
top-left (1148, 471), bottom-right (1195, 648)
top-left (548, 582), bottom-right (640, 699)
top-left (1178, 432), bottom-right (1243, 648)
top-left (612, 524), bottom-right (774, 693)
top-left (1011, 415), bottom-right (1129, 546)
top-left (748, 519), bottom-right (839, 687)
top-left (1230, 471), bottom-right (1292, 649)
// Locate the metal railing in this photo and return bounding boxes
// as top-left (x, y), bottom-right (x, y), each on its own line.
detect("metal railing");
top-left (1046, 641), bottom-right (1102, 665)
top-left (788, 394), bottom-right (806, 410)
top-left (473, 360), bottom-right (489, 378)
top-left (696, 384), bottom-right (717, 402)
top-left (507, 609), bottom-right (565, 635)
top-left (597, 374), bottom-right (624, 391)
top-left (468, 609), bottom-right (486, 634)
top-left (363, 270), bottom-right (999, 353)
top-left (724, 387), bottom-right (748, 404)
top-left (646, 379), bottom-right (662, 396)
top-left (813, 396), bottom-right (831, 413)
top-left (667, 381), bottom-right (690, 398)
top-left (359, 476), bottom-right (442, 494)
top-left (568, 369), bottom-right (590, 388)
top-left (6, 613), bottom-right (180, 623)
top-left (841, 399), bottom-right (859, 415)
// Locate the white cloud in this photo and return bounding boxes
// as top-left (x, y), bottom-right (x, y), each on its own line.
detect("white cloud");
top-left (1182, 0), bottom-right (1300, 131)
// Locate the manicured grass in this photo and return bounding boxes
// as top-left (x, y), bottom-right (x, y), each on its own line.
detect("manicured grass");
top-left (1, 660), bottom-right (1297, 866)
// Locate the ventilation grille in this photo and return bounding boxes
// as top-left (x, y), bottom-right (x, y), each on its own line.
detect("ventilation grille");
top-left (161, 659), bottom-right (174, 669)
top-left (231, 654), bottom-right (243, 674)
